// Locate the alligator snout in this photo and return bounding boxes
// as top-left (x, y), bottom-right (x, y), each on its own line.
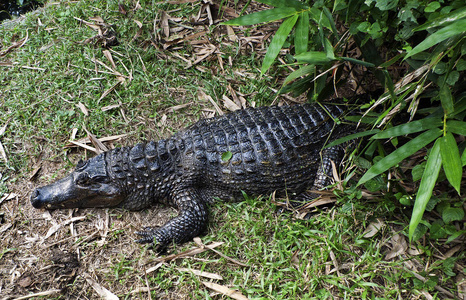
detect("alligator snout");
top-left (30, 188), bottom-right (45, 209)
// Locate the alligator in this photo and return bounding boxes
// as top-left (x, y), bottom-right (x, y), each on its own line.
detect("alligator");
top-left (30, 103), bottom-right (354, 252)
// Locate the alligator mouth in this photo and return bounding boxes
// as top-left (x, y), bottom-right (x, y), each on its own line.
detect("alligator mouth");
top-left (30, 175), bottom-right (123, 209)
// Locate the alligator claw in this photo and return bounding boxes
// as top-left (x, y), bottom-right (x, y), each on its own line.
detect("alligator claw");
top-left (135, 227), bottom-right (169, 253)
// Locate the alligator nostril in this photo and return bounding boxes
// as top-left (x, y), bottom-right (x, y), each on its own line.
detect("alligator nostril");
top-left (30, 189), bottom-right (43, 208)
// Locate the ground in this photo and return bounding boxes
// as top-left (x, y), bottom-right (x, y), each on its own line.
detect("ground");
top-left (0, 1), bottom-right (464, 299)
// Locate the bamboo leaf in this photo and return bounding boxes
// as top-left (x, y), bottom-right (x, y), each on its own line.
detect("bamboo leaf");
top-left (325, 129), bottom-right (380, 148)
top-left (405, 19), bottom-right (466, 59)
top-left (257, 0), bottom-right (308, 9)
top-left (322, 6), bottom-right (339, 39)
top-left (439, 84), bottom-right (454, 116)
top-left (294, 51), bottom-right (334, 65)
top-left (409, 139), bottom-right (442, 241)
top-left (462, 148), bottom-right (466, 166)
top-left (221, 7), bottom-right (298, 26)
top-left (447, 120), bottom-right (466, 136)
top-left (283, 64), bottom-right (315, 85)
top-left (261, 14), bottom-right (299, 75)
top-left (440, 132), bottom-right (462, 194)
top-left (339, 57), bottom-right (375, 67)
top-left (295, 11), bottom-right (309, 55)
top-left (358, 129), bottom-right (442, 186)
top-left (372, 118), bottom-right (442, 139)
top-left (415, 7), bottom-right (466, 31)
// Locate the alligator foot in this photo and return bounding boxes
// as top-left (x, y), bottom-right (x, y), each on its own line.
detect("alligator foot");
top-left (135, 227), bottom-right (169, 253)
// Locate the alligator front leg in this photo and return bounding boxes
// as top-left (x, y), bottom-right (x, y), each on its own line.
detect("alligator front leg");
top-left (136, 188), bottom-right (208, 253)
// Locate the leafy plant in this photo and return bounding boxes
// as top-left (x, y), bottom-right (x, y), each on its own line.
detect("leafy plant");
top-left (222, 0), bottom-right (466, 241)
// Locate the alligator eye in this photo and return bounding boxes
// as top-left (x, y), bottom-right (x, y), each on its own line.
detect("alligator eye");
top-left (76, 159), bottom-right (88, 170)
top-left (76, 173), bottom-right (91, 186)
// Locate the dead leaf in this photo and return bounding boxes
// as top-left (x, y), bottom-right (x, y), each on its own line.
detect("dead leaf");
top-left (89, 16), bottom-right (104, 23)
top-left (43, 216), bottom-right (86, 240)
top-left (83, 272), bottom-right (119, 300)
top-left (362, 219), bottom-right (384, 238)
top-left (202, 282), bottom-right (249, 300)
top-left (77, 102), bottom-right (89, 116)
top-left (84, 128), bottom-right (109, 153)
top-left (162, 102), bottom-right (193, 114)
top-left (385, 234), bottom-right (408, 260)
top-left (177, 268), bottom-right (223, 280)
top-left (161, 11), bottom-right (170, 38)
top-left (98, 81), bottom-right (122, 101)
top-left (118, 4), bottom-right (127, 15)
top-left (101, 103), bottom-right (121, 111)
top-left (65, 134), bottom-right (127, 149)
top-left (133, 19), bottom-right (142, 28)
top-left (198, 89), bottom-right (223, 115)
top-left (457, 273), bottom-right (466, 300)
top-left (222, 95), bottom-right (240, 111)
top-left (155, 241), bottom-right (224, 263)
top-left (0, 141), bottom-right (8, 163)
top-left (0, 31), bottom-right (29, 57)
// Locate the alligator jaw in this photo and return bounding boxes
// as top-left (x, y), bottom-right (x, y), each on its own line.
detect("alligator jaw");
top-left (31, 173), bottom-right (124, 210)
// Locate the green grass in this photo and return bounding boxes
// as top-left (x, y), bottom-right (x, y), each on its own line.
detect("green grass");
top-left (0, 1), bottom-right (463, 299)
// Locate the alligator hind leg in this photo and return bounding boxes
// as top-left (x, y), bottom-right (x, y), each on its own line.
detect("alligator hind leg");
top-left (278, 145), bottom-right (344, 215)
top-left (136, 188), bottom-right (208, 253)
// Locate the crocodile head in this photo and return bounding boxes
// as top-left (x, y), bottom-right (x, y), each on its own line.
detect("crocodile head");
top-left (31, 154), bottom-right (124, 209)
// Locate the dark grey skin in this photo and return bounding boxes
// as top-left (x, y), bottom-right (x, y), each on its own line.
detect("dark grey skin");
top-left (31, 103), bottom-right (352, 252)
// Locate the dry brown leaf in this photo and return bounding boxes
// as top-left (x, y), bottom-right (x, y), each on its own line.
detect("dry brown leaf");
top-left (161, 11), bottom-right (170, 38)
top-left (68, 140), bottom-right (97, 153)
top-left (44, 216), bottom-right (86, 240)
top-left (101, 103), bottom-right (121, 111)
top-left (0, 192), bottom-right (18, 203)
top-left (0, 31), bottom-right (28, 57)
top-left (89, 16), bottom-right (104, 23)
top-left (362, 219), bottom-right (384, 238)
top-left (133, 19), bottom-right (142, 28)
top-left (225, 25), bottom-right (237, 42)
top-left (102, 50), bottom-right (117, 70)
top-left (385, 233), bottom-right (408, 260)
top-left (202, 282), bottom-right (249, 300)
top-left (0, 60), bottom-right (14, 66)
top-left (155, 241), bottom-right (224, 263)
top-left (77, 102), bottom-right (89, 116)
top-left (98, 81), bottom-right (121, 101)
top-left (457, 273), bottom-right (466, 300)
top-left (198, 89), bottom-right (223, 115)
top-left (84, 128), bottom-right (109, 153)
top-left (223, 95), bottom-right (240, 111)
top-left (163, 102), bottom-right (194, 114)
top-left (29, 163), bottom-right (42, 181)
top-left (0, 141), bottom-right (8, 163)
top-left (83, 273), bottom-right (119, 300)
top-left (65, 134), bottom-right (127, 148)
top-left (177, 268), bottom-right (223, 280)
top-left (12, 289), bottom-right (61, 300)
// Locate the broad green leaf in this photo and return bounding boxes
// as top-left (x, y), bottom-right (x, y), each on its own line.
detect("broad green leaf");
top-left (261, 14), bottom-right (299, 74)
top-left (446, 120), bottom-right (466, 136)
top-left (283, 64), bottom-right (315, 85)
top-left (442, 206), bottom-right (465, 224)
top-left (415, 7), bottom-right (466, 31)
top-left (339, 57), bottom-right (375, 67)
top-left (221, 151), bottom-right (232, 162)
top-left (405, 19), bottom-right (466, 59)
top-left (439, 84), bottom-right (454, 116)
top-left (323, 38), bottom-right (335, 60)
top-left (409, 139), bottom-right (442, 241)
top-left (358, 129), bottom-right (442, 186)
top-left (372, 118), bottom-right (442, 139)
top-left (462, 148), bottom-right (466, 166)
top-left (295, 11), bottom-right (309, 55)
top-left (257, 0), bottom-right (308, 9)
top-left (294, 51), bottom-right (334, 65)
top-left (322, 6), bottom-right (339, 39)
top-left (325, 129), bottom-right (380, 148)
top-left (440, 132), bottom-right (462, 194)
top-left (221, 7), bottom-right (298, 26)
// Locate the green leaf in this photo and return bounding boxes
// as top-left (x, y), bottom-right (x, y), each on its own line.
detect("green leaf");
top-left (439, 84), bottom-right (454, 116)
top-left (462, 148), bottom-right (466, 166)
top-left (256, 0), bottom-right (308, 9)
top-left (283, 64), bottom-right (315, 85)
top-left (409, 139), bottom-right (442, 241)
top-left (221, 151), bottom-right (232, 162)
top-left (405, 19), bottom-right (466, 59)
top-left (322, 6), bottom-right (339, 39)
top-left (221, 7), bottom-right (298, 26)
top-left (339, 57), bottom-right (375, 67)
top-left (294, 51), bottom-right (334, 65)
top-left (372, 118), bottom-right (442, 139)
top-left (261, 14), bottom-right (299, 74)
top-left (358, 129), bottom-right (442, 186)
top-left (415, 6), bottom-right (466, 31)
top-left (440, 132), bottom-right (462, 194)
top-left (442, 206), bottom-right (465, 224)
top-left (295, 11), bottom-right (309, 55)
top-left (447, 120), bottom-right (466, 136)
top-left (325, 129), bottom-right (380, 148)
